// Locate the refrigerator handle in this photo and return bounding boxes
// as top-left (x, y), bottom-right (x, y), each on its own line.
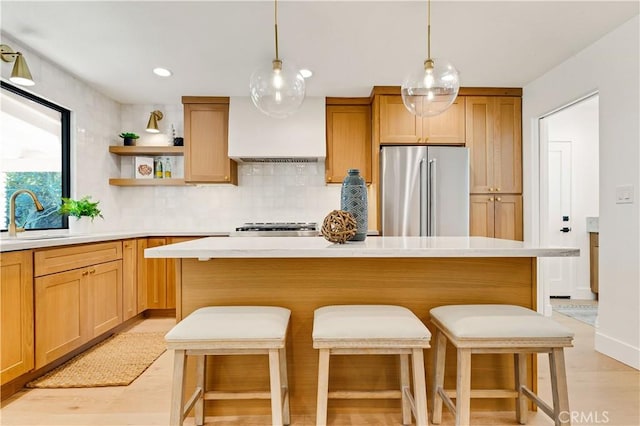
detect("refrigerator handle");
top-left (429, 158), bottom-right (437, 236)
top-left (419, 158), bottom-right (428, 236)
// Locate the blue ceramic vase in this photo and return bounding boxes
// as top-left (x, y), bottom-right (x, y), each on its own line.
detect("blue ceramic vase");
top-left (341, 169), bottom-right (367, 241)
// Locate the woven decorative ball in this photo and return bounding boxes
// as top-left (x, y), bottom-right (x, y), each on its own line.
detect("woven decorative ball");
top-left (321, 210), bottom-right (357, 244)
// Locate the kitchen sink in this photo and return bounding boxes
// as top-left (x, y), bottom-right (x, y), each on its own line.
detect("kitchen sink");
top-left (14, 234), bottom-right (73, 240)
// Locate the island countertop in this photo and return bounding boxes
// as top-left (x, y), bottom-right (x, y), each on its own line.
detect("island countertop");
top-left (144, 236), bottom-right (579, 259)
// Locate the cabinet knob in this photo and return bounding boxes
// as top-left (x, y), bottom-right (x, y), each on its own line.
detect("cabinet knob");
top-left (489, 197), bottom-right (494, 202)
top-left (224, 176), bottom-right (228, 181)
top-left (328, 176), bottom-right (332, 181)
top-left (89, 269), bottom-right (96, 274)
top-left (424, 136), bottom-right (429, 142)
top-left (496, 187), bottom-right (501, 192)
top-left (488, 187), bottom-right (494, 192)
top-left (82, 271), bottom-right (89, 276)
top-left (496, 197), bottom-right (502, 202)
top-left (416, 137), bottom-right (421, 142)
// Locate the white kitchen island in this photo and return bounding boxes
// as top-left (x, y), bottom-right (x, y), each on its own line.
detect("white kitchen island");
top-left (146, 236), bottom-right (578, 418)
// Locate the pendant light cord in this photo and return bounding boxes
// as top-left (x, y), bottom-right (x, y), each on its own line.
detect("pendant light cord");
top-left (274, 0), bottom-right (279, 60)
top-left (427, 0), bottom-right (431, 60)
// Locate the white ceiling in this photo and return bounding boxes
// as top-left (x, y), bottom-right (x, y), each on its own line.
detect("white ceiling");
top-left (1, 1), bottom-right (638, 105)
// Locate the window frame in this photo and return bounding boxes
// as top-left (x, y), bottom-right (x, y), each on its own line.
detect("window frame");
top-left (1, 80), bottom-right (71, 231)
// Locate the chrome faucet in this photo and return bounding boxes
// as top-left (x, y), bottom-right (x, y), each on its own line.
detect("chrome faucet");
top-left (8, 189), bottom-right (45, 237)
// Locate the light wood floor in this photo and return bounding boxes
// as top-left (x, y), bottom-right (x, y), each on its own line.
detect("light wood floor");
top-left (1, 309), bottom-right (638, 426)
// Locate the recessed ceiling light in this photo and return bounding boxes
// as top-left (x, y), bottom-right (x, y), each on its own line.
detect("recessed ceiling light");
top-left (153, 67), bottom-right (172, 77)
top-left (300, 69), bottom-right (313, 78)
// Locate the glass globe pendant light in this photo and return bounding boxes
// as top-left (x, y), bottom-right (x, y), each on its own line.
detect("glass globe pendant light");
top-left (249, 0), bottom-right (305, 118)
top-left (401, 0), bottom-right (460, 117)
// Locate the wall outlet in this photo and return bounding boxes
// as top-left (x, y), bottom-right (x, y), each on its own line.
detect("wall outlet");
top-left (616, 184), bottom-right (634, 204)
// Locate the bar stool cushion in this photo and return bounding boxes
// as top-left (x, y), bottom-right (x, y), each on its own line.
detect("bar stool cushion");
top-left (165, 306), bottom-right (290, 343)
top-left (430, 304), bottom-right (574, 339)
top-left (313, 305), bottom-right (431, 345)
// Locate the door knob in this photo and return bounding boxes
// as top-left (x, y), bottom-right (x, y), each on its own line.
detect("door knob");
top-left (560, 227), bottom-right (571, 233)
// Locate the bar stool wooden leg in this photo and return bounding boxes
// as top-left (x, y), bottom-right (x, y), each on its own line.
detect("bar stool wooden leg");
top-left (456, 348), bottom-right (472, 426)
top-left (269, 349), bottom-right (284, 426)
top-left (431, 330), bottom-right (447, 424)
top-left (400, 354), bottom-right (411, 425)
top-left (316, 349), bottom-right (330, 426)
top-left (411, 348), bottom-right (428, 426)
top-left (549, 348), bottom-right (570, 426)
top-left (170, 349), bottom-right (187, 426)
top-left (515, 353), bottom-right (528, 425)
top-left (279, 346), bottom-right (291, 425)
top-left (194, 354), bottom-right (206, 426)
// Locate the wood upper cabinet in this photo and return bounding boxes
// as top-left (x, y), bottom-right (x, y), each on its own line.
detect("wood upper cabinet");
top-left (325, 102), bottom-right (372, 184)
top-left (470, 194), bottom-right (523, 241)
top-left (182, 97), bottom-right (238, 184)
top-left (1, 251), bottom-right (34, 385)
top-left (122, 239), bottom-right (138, 320)
top-left (466, 96), bottom-right (522, 194)
top-left (379, 95), bottom-right (465, 144)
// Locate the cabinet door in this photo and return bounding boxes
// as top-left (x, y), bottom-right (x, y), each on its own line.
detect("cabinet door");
top-left (494, 195), bottom-right (523, 241)
top-left (326, 105), bottom-right (372, 183)
top-left (35, 269), bottom-right (90, 369)
top-left (493, 97), bottom-right (522, 194)
top-left (138, 238), bottom-right (167, 309)
top-left (379, 95), bottom-right (421, 143)
top-left (88, 260), bottom-right (123, 337)
top-left (166, 237), bottom-right (196, 310)
top-left (466, 97), bottom-right (494, 193)
top-left (469, 195), bottom-right (495, 237)
top-left (184, 102), bottom-right (237, 184)
top-left (122, 239), bottom-right (138, 320)
top-left (1, 251), bottom-right (34, 384)
top-left (423, 97), bottom-right (466, 144)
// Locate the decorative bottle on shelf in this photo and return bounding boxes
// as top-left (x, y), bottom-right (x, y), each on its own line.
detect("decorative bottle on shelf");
top-left (154, 157), bottom-right (163, 179)
top-left (164, 157), bottom-right (172, 178)
top-left (340, 168), bottom-right (368, 241)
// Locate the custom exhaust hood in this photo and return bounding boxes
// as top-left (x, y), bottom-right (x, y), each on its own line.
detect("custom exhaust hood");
top-left (228, 97), bottom-right (326, 162)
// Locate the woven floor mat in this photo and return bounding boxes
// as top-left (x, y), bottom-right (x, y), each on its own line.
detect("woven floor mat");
top-left (27, 332), bottom-right (166, 388)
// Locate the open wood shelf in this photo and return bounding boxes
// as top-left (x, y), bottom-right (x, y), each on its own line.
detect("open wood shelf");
top-left (109, 146), bottom-right (184, 156)
top-left (109, 178), bottom-right (186, 186)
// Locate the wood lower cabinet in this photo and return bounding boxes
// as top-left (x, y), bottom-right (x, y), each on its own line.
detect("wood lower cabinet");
top-left (182, 97), bottom-right (237, 184)
top-left (470, 194), bottom-right (523, 241)
top-left (325, 101), bottom-right (372, 183)
top-left (466, 96), bottom-right (522, 194)
top-left (0, 251), bottom-right (34, 385)
top-left (34, 242), bottom-right (123, 369)
top-left (378, 95), bottom-right (465, 144)
top-left (138, 237), bottom-right (195, 310)
top-left (122, 239), bottom-right (138, 320)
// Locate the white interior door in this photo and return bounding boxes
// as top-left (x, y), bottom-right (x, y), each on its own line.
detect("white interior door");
top-left (546, 141), bottom-right (575, 296)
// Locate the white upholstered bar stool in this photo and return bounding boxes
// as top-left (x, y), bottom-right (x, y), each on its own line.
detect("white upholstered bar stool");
top-left (430, 304), bottom-right (574, 426)
top-left (312, 305), bottom-right (432, 426)
top-left (164, 306), bottom-right (291, 426)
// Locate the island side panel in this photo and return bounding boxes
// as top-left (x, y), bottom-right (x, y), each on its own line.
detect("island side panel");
top-left (178, 256), bottom-right (536, 417)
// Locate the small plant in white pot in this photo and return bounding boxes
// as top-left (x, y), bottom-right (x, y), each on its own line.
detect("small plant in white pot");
top-left (58, 196), bottom-right (103, 234)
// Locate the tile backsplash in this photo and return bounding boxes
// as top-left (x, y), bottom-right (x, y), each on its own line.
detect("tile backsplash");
top-left (118, 161), bottom-right (342, 232)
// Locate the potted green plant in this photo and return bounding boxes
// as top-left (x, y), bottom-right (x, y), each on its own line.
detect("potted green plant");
top-left (58, 196), bottom-right (103, 221)
top-left (119, 132), bottom-right (140, 146)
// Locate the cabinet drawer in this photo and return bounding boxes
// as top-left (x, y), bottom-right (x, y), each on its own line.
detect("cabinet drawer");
top-left (34, 241), bottom-right (123, 277)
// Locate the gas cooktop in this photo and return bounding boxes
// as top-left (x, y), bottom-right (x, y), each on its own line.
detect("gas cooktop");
top-left (232, 222), bottom-right (319, 237)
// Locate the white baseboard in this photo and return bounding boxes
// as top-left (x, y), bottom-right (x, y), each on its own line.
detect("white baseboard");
top-left (595, 331), bottom-right (640, 370)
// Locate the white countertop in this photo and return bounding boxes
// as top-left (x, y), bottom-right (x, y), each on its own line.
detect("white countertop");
top-left (144, 236), bottom-right (579, 259)
top-left (0, 231), bottom-right (227, 252)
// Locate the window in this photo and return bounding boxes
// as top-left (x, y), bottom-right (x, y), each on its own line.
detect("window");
top-left (1, 81), bottom-right (70, 232)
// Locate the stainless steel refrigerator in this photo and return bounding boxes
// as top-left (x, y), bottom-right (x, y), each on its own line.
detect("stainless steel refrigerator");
top-left (381, 146), bottom-right (469, 236)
